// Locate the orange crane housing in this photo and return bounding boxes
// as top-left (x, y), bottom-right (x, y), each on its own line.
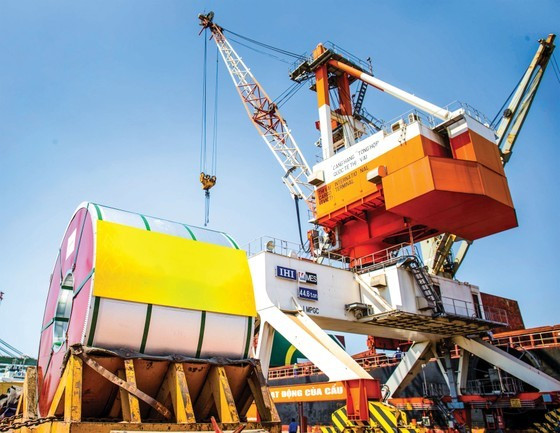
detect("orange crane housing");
top-left (296, 46), bottom-right (518, 259)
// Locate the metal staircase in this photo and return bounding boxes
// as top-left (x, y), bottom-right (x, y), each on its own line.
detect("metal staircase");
top-left (402, 256), bottom-right (445, 315)
top-left (352, 79), bottom-right (385, 132)
top-left (433, 398), bottom-right (465, 432)
top-left (353, 81), bottom-right (368, 114)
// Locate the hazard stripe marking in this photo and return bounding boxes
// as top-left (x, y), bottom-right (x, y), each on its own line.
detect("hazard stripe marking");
top-left (369, 403), bottom-right (395, 433)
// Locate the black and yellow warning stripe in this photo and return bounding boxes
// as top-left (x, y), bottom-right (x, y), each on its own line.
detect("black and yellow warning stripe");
top-left (545, 408), bottom-right (560, 424)
top-left (369, 402), bottom-right (415, 433)
top-left (534, 422), bottom-right (554, 433)
top-left (331, 406), bottom-right (354, 432)
top-left (534, 408), bottom-right (560, 433)
top-left (328, 402), bottom-right (417, 433)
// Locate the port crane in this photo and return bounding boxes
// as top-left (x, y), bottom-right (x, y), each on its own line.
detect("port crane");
top-left (0, 12), bottom-right (558, 433)
top-left (199, 12), bottom-right (555, 277)
top-left (199, 12), bottom-right (559, 429)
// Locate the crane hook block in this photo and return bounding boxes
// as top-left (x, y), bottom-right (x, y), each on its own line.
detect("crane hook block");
top-left (200, 172), bottom-right (217, 191)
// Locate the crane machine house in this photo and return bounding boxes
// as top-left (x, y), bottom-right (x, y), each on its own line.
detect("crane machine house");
top-left (299, 47), bottom-right (517, 260)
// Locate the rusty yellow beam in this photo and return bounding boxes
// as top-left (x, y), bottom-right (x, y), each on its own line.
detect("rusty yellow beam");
top-left (194, 366), bottom-right (239, 423)
top-left (155, 363), bottom-right (196, 423)
top-left (21, 366), bottom-right (38, 420)
top-left (48, 358), bottom-right (71, 417)
top-left (65, 354), bottom-right (83, 422)
top-left (117, 359), bottom-right (141, 423)
top-left (168, 363), bottom-right (196, 424)
top-left (49, 354), bottom-right (82, 421)
top-left (208, 366), bottom-right (239, 423)
top-left (247, 365), bottom-right (279, 422)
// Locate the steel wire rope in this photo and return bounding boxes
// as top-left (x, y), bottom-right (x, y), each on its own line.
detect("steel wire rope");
top-left (222, 27), bottom-right (306, 60)
top-left (551, 53), bottom-right (560, 85)
top-left (273, 81), bottom-right (301, 105)
top-left (490, 72), bottom-right (526, 129)
top-left (275, 81), bottom-right (306, 108)
top-left (212, 46), bottom-right (219, 176)
top-left (200, 29), bottom-right (208, 173)
top-left (224, 36), bottom-right (307, 106)
top-left (227, 36), bottom-right (293, 64)
top-left (294, 197), bottom-right (310, 253)
top-left (211, 26), bottom-right (314, 238)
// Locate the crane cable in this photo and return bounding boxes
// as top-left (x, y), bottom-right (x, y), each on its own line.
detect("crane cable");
top-left (204, 25), bottom-right (310, 241)
top-left (489, 72), bottom-right (525, 130)
top-left (221, 27), bottom-right (306, 60)
top-left (551, 53), bottom-right (560, 84)
top-left (200, 29), bottom-right (219, 226)
top-left (227, 35), bottom-right (294, 65)
top-left (222, 29), bottom-right (309, 107)
top-left (294, 196), bottom-right (309, 253)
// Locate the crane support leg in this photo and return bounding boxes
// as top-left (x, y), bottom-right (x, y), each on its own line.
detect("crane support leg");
top-left (314, 45), bottom-right (335, 160)
top-left (384, 340), bottom-right (432, 399)
top-left (441, 350), bottom-right (459, 401)
top-left (256, 305), bottom-right (371, 381)
top-left (336, 73), bottom-right (355, 148)
top-left (256, 321), bottom-right (276, 380)
top-left (457, 350), bottom-right (470, 396)
top-left (452, 336), bottom-right (560, 392)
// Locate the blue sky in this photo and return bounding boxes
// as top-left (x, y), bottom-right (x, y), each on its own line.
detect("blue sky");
top-left (0, 1), bottom-right (559, 357)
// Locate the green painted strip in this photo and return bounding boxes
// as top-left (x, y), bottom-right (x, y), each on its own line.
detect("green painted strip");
top-left (72, 208), bottom-right (89, 269)
top-left (73, 268), bottom-right (94, 299)
top-left (92, 203), bottom-right (103, 220)
top-left (183, 225), bottom-right (197, 240)
top-left (222, 233), bottom-right (240, 249)
top-left (330, 334), bottom-right (346, 350)
top-left (243, 316), bottom-right (253, 358)
top-left (140, 214), bottom-right (151, 231)
top-left (87, 297), bottom-right (101, 346)
top-left (139, 304), bottom-right (153, 353)
top-left (44, 352), bottom-right (53, 377)
top-left (58, 249), bottom-right (63, 280)
top-left (41, 318), bottom-right (55, 332)
top-left (195, 311), bottom-right (206, 358)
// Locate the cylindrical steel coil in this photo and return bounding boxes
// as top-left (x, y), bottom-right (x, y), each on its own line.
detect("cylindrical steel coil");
top-left (37, 202), bottom-right (255, 416)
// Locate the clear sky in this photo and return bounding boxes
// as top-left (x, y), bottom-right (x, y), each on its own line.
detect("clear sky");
top-left (0, 1), bottom-right (559, 357)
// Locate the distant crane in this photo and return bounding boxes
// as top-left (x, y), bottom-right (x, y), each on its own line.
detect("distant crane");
top-left (0, 292), bottom-right (29, 361)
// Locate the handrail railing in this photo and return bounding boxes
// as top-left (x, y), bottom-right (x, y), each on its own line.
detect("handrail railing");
top-left (244, 236), bottom-right (351, 269)
top-left (490, 327), bottom-right (560, 350)
top-left (267, 352), bottom-right (401, 381)
top-left (440, 296), bottom-right (508, 324)
top-left (245, 236), bottom-right (307, 259)
top-left (350, 243), bottom-right (420, 273)
top-left (312, 100), bottom-right (493, 162)
top-left (463, 377), bottom-right (524, 396)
